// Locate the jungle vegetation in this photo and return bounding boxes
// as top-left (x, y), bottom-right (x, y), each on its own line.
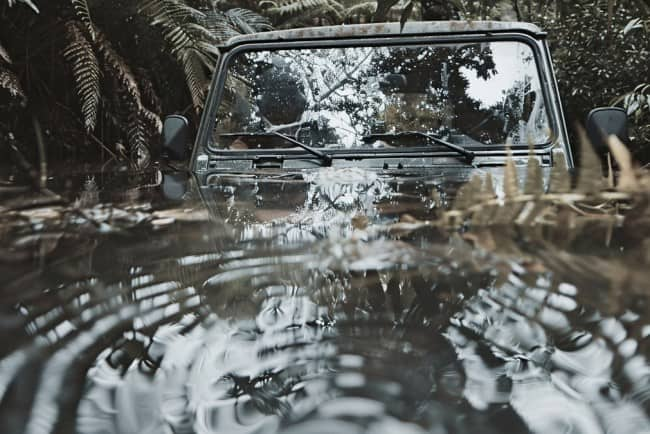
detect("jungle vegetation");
top-left (0, 0), bottom-right (649, 169)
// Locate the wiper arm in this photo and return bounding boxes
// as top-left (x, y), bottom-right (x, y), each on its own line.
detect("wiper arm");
top-left (219, 132), bottom-right (332, 166)
top-left (269, 131), bottom-right (332, 166)
top-left (363, 131), bottom-right (475, 163)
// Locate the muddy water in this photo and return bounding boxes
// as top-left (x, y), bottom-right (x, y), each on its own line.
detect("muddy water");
top-left (0, 167), bottom-right (649, 434)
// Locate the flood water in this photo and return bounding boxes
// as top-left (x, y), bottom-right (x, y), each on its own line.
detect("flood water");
top-left (1, 165), bottom-right (649, 434)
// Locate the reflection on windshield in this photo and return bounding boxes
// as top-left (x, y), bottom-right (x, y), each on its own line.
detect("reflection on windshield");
top-left (212, 42), bottom-right (550, 151)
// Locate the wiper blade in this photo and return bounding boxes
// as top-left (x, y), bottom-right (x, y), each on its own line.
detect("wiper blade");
top-left (362, 131), bottom-right (475, 163)
top-left (219, 132), bottom-right (332, 166)
top-left (269, 131), bottom-right (332, 166)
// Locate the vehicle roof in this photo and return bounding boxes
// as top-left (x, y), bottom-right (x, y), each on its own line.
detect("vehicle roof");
top-left (223, 21), bottom-right (545, 48)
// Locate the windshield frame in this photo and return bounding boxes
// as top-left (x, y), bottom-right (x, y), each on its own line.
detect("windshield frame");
top-left (198, 32), bottom-right (560, 161)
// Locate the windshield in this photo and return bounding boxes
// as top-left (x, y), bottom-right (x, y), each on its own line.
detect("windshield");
top-left (210, 40), bottom-right (551, 152)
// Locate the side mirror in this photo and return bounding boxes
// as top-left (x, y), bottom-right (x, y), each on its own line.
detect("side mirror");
top-left (162, 172), bottom-right (189, 201)
top-left (586, 107), bottom-right (629, 157)
top-left (162, 115), bottom-right (191, 160)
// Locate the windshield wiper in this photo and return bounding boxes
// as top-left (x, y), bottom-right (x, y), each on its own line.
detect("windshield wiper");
top-left (219, 132), bottom-right (332, 166)
top-left (362, 131), bottom-right (475, 163)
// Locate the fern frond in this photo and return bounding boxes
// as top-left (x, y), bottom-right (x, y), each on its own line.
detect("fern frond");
top-left (6, 0), bottom-right (39, 14)
top-left (0, 67), bottom-right (26, 104)
top-left (139, 0), bottom-right (221, 109)
top-left (126, 114), bottom-right (153, 169)
top-left (63, 21), bottom-right (101, 132)
top-left (95, 31), bottom-right (142, 109)
top-left (0, 41), bottom-right (12, 64)
top-left (224, 8), bottom-right (272, 34)
top-left (94, 30), bottom-right (161, 166)
top-left (135, 68), bottom-right (162, 114)
top-left (264, 0), bottom-right (342, 17)
top-left (278, 3), bottom-right (344, 26)
top-left (71, 0), bottom-right (95, 41)
top-left (203, 9), bottom-right (241, 42)
top-left (140, 0), bottom-right (218, 56)
top-left (344, 2), bottom-right (377, 21)
top-left (181, 49), bottom-right (209, 109)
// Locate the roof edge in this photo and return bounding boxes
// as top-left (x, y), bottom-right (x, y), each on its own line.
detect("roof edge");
top-left (223, 21), bottom-right (545, 48)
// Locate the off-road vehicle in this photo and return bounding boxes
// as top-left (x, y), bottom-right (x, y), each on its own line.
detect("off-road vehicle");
top-left (161, 21), bottom-right (629, 219)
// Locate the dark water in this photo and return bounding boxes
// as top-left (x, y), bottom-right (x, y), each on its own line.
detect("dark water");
top-left (1, 166), bottom-right (649, 433)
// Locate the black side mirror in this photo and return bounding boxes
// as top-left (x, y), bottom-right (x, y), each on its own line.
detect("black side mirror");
top-left (586, 107), bottom-right (629, 157)
top-left (162, 115), bottom-right (191, 160)
top-left (162, 172), bottom-right (189, 201)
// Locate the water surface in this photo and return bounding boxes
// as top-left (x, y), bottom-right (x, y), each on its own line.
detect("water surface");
top-left (0, 166), bottom-right (649, 434)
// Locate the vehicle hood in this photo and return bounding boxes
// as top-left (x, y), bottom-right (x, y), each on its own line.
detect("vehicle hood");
top-left (189, 164), bottom-right (548, 244)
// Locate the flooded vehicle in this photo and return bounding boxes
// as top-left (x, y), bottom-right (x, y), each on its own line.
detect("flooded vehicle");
top-left (1, 21), bottom-right (648, 434)
top-left (161, 21), bottom-right (628, 227)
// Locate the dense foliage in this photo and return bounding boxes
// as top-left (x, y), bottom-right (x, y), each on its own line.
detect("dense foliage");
top-left (0, 0), bottom-right (649, 167)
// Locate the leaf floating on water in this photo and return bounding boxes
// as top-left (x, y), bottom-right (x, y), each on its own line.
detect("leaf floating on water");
top-left (576, 125), bottom-right (605, 193)
top-left (607, 135), bottom-right (638, 191)
top-left (549, 149), bottom-right (571, 193)
top-left (503, 140), bottom-right (519, 198)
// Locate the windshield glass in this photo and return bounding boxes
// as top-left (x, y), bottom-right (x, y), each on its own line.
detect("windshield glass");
top-left (211, 41), bottom-right (551, 152)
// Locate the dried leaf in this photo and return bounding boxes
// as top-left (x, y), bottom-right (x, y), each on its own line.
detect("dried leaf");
top-left (549, 149), bottom-right (571, 193)
top-left (503, 141), bottom-right (519, 198)
top-left (575, 125), bottom-right (605, 193)
top-left (482, 172), bottom-right (496, 199)
top-left (607, 135), bottom-right (638, 191)
top-left (454, 174), bottom-right (483, 210)
top-left (524, 148), bottom-right (544, 195)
